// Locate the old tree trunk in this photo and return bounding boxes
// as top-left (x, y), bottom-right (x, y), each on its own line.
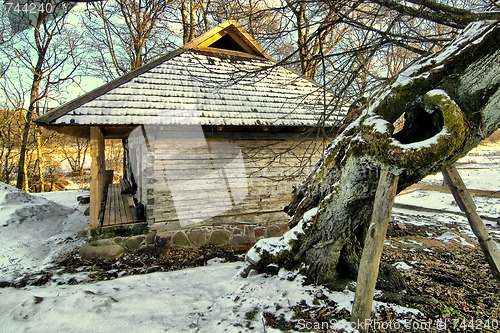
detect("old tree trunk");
top-left (241, 21), bottom-right (500, 291)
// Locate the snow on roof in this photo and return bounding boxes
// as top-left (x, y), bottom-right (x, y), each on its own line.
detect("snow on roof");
top-left (35, 21), bottom-right (343, 129)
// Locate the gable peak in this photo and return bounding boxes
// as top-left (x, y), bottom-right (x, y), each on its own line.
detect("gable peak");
top-left (183, 20), bottom-right (271, 60)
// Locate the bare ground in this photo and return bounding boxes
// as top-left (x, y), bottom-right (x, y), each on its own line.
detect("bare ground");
top-left (264, 221), bottom-right (500, 332)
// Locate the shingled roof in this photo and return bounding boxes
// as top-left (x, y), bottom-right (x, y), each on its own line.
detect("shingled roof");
top-left (35, 20), bottom-right (343, 130)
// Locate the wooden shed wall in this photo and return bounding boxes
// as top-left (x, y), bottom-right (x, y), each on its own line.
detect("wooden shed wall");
top-left (139, 136), bottom-right (327, 230)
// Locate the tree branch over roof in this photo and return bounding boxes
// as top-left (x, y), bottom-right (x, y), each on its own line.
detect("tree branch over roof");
top-left (371, 0), bottom-right (500, 29)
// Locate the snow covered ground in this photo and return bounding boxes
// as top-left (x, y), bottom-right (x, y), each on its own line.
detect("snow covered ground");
top-left (0, 142), bottom-right (498, 332)
top-left (0, 185), bottom-right (417, 333)
top-left (394, 142), bottom-right (500, 244)
top-left (0, 184), bottom-right (88, 282)
top-left (1, 262), bottom-right (362, 333)
top-left (422, 143), bottom-right (500, 190)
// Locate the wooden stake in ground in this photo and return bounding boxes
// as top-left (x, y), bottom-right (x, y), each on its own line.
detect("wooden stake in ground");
top-left (351, 169), bottom-right (399, 332)
top-left (443, 165), bottom-right (500, 282)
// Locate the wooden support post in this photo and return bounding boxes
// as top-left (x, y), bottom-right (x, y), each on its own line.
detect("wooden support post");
top-left (90, 127), bottom-right (106, 235)
top-left (443, 165), bottom-right (500, 282)
top-left (351, 169), bottom-right (399, 332)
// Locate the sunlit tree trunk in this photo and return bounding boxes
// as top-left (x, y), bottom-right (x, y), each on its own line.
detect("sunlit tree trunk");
top-left (17, 66), bottom-right (43, 191)
top-left (36, 128), bottom-right (45, 192)
top-left (15, 11), bottom-right (49, 191)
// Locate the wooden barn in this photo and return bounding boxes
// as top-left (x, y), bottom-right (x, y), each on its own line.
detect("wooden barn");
top-left (35, 21), bottom-right (345, 246)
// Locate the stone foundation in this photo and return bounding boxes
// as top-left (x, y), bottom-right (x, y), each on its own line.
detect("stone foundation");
top-left (161, 223), bottom-right (290, 248)
top-left (80, 223), bottom-right (290, 261)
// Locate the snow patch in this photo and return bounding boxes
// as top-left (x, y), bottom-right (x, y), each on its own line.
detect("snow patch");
top-left (425, 89), bottom-right (448, 98)
top-left (303, 206), bottom-right (318, 222)
top-left (393, 262), bottom-right (413, 271)
top-left (364, 116), bottom-right (391, 134)
top-left (0, 135), bottom-right (497, 332)
top-left (435, 232), bottom-right (475, 247)
top-left (0, 183), bottom-right (87, 282)
top-left (246, 219), bottom-right (306, 264)
top-left (393, 128), bottom-right (448, 150)
top-left (393, 22), bottom-right (492, 91)
top-left (407, 240), bottom-right (423, 246)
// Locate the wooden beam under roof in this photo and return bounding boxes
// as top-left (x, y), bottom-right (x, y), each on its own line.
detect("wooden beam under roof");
top-left (40, 125), bottom-right (139, 139)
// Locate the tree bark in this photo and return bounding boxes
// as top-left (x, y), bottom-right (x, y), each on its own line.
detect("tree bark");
top-left (36, 128), bottom-right (45, 192)
top-left (15, 11), bottom-right (50, 191)
top-left (241, 21), bottom-right (500, 290)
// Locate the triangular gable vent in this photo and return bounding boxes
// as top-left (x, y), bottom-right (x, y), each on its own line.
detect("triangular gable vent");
top-left (183, 20), bottom-right (271, 60)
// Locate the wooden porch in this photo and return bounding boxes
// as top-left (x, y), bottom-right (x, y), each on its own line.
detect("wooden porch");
top-left (99, 183), bottom-right (147, 237)
top-left (102, 184), bottom-right (136, 227)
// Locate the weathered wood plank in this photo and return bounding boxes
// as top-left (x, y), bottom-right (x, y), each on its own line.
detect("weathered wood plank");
top-left (90, 127), bottom-right (105, 232)
top-left (351, 170), bottom-right (399, 331)
top-left (115, 185), bottom-right (121, 224)
top-left (144, 136), bottom-right (325, 228)
top-left (115, 185), bottom-right (122, 225)
top-left (151, 138), bottom-right (323, 149)
top-left (150, 188), bottom-right (292, 204)
top-left (151, 192), bottom-right (289, 209)
top-left (150, 151), bottom-right (319, 161)
top-left (443, 165), bottom-right (500, 282)
top-left (109, 185), bottom-right (117, 225)
top-left (152, 209), bottom-right (287, 226)
top-left (124, 199), bottom-right (134, 222)
top-left (120, 178), bottom-right (132, 194)
top-left (103, 188), bottom-right (110, 227)
top-left (125, 196), bottom-right (134, 222)
top-left (109, 187), bottom-right (115, 226)
top-left (103, 185), bottom-right (115, 227)
top-left (149, 164), bottom-right (313, 175)
top-left (150, 177), bottom-right (294, 189)
top-left (120, 188), bottom-right (127, 222)
top-left (150, 153), bottom-right (319, 166)
top-left (125, 195), bottom-right (135, 208)
top-left (151, 188), bottom-right (288, 204)
top-left (152, 202), bottom-right (287, 220)
top-left (117, 185), bottom-right (123, 225)
top-left (103, 184), bottom-right (137, 226)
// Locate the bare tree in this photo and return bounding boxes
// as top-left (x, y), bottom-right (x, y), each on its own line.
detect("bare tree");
top-left (281, 0), bottom-right (350, 79)
top-left (83, 0), bottom-right (174, 78)
top-left (248, 0), bottom-right (499, 138)
top-left (179, 0), bottom-right (210, 43)
top-left (209, 0), bottom-right (280, 39)
top-left (0, 108), bottom-right (24, 184)
top-left (242, 17), bottom-right (500, 299)
top-left (57, 135), bottom-right (89, 187)
top-left (0, 3), bottom-right (83, 192)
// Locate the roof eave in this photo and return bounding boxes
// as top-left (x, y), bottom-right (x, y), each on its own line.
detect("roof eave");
top-left (34, 48), bottom-right (187, 125)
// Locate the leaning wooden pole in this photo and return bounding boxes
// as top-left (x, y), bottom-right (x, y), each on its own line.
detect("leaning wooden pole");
top-left (351, 169), bottom-right (399, 332)
top-left (442, 165), bottom-right (500, 282)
